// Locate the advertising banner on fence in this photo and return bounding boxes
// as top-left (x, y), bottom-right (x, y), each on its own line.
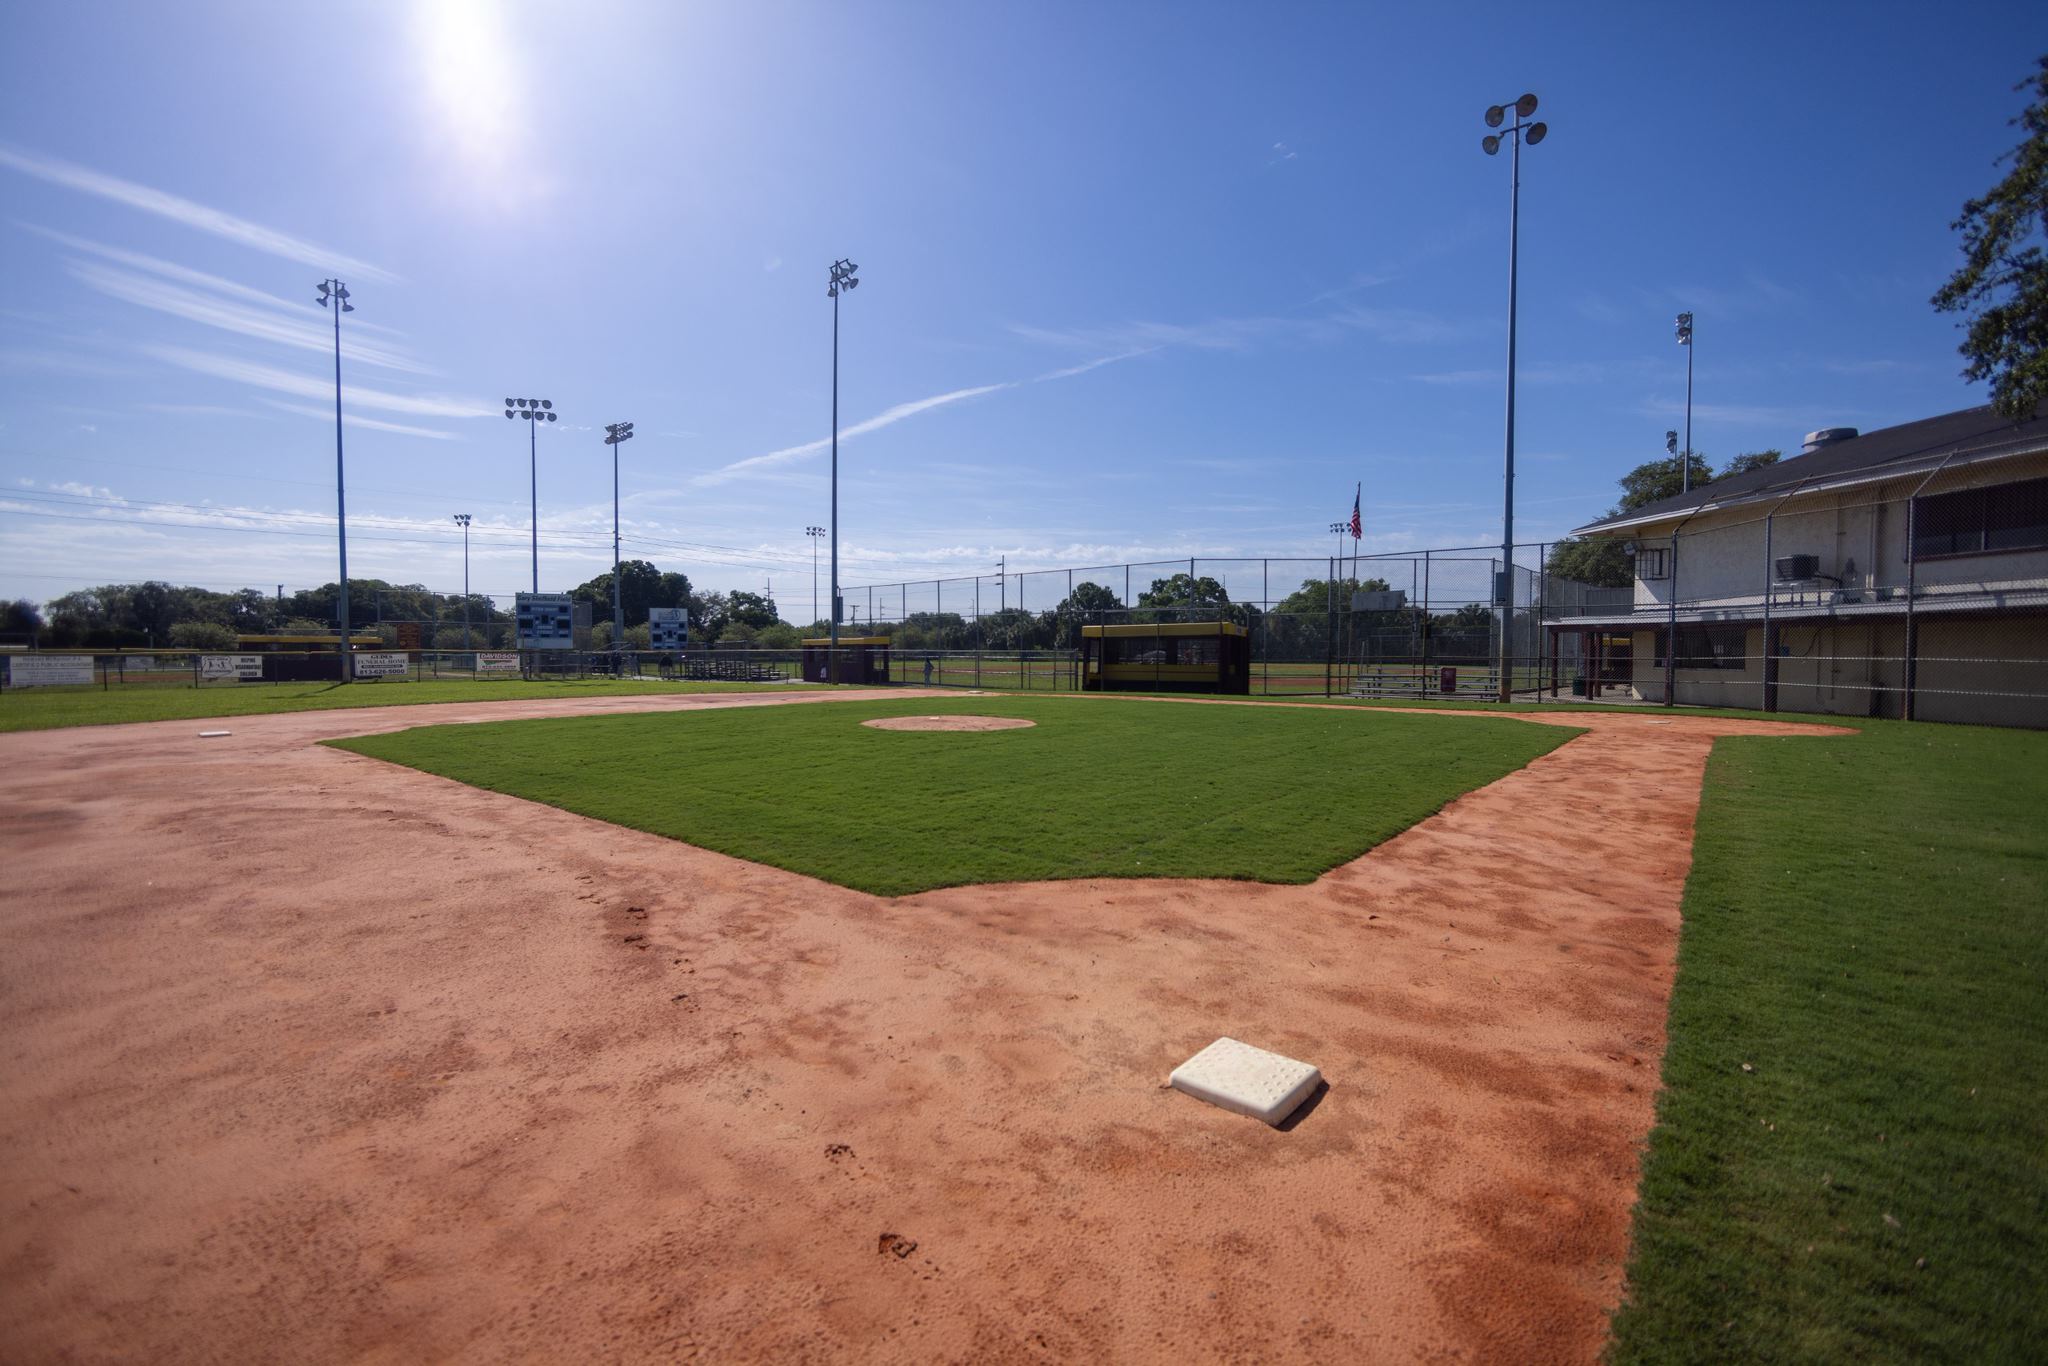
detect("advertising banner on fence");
top-left (475, 651), bottom-right (520, 674)
top-left (352, 652), bottom-right (411, 680)
top-left (7, 655), bottom-right (93, 687)
top-left (200, 654), bottom-right (264, 681)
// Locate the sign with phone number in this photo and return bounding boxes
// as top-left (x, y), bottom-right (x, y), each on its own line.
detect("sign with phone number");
top-left (352, 652), bottom-right (411, 680)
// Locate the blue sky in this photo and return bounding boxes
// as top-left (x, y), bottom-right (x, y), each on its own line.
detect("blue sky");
top-left (2, 0), bottom-right (2043, 617)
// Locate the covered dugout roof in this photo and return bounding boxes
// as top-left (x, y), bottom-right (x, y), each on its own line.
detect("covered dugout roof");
top-left (1082, 622), bottom-right (1249, 638)
top-left (800, 636), bottom-right (891, 647)
top-left (1572, 399), bottom-right (2048, 538)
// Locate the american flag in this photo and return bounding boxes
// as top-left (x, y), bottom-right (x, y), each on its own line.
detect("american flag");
top-left (1348, 484), bottom-right (1362, 540)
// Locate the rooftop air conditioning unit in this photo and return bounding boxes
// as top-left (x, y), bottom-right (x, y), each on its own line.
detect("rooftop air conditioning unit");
top-left (1774, 554), bottom-right (1819, 581)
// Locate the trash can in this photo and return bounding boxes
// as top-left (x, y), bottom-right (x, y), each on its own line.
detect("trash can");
top-left (1438, 666), bottom-right (1457, 695)
top-left (1571, 675), bottom-right (1587, 697)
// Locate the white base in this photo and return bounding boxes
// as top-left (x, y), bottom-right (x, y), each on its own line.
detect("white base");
top-left (1169, 1037), bottom-right (1321, 1126)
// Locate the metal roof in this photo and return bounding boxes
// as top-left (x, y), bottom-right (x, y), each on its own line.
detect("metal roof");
top-left (1572, 399), bottom-right (2048, 537)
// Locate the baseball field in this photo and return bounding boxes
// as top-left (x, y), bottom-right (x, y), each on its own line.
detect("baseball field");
top-left (1, 687), bottom-right (2041, 1362)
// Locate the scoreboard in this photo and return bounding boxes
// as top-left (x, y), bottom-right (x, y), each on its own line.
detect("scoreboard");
top-left (515, 592), bottom-right (577, 650)
top-left (648, 606), bottom-right (689, 650)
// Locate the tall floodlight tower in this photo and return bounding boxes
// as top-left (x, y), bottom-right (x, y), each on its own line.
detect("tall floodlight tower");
top-left (452, 513), bottom-right (472, 648)
top-left (1482, 92), bottom-right (1549, 703)
top-left (826, 258), bottom-right (859, 677)
top-left (806, 525), bottom-right (826, 628)
top-left (604, 422), bottom-right (635, 644)
top-left (506, 397), bottom-right (558, 591)
top-left (316, 279), bottom-right (354, 678)
top-left (1675, 311), bottom-right (1696, 492)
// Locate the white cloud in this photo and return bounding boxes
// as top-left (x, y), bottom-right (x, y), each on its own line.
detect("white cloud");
top-left (143, 344), bottom-right (492, 418)
top-left (0, 145), bottom-right (395, 282)
top-left (69, 260), bottom-right (430, 373)
top-left (700, 383), bottom-right (1013, 485)
top-left (261, 399), bottom-right (460, 440)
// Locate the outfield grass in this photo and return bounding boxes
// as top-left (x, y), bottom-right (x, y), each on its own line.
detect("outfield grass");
top-left (328, 695), bottom-right (1574, 896)
top-left (0, 677), bottom-right (810, 734)
top-left (1611, 718), bottom-right (2048, 1363)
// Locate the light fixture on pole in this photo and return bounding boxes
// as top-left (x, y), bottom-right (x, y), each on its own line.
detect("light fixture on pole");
top-left (451, 514), bottom-right (472, 649)
top-left (316, 278), bottom-right (354, 680)
top-left (604, 422), bottom-right (634, 647)
top-left (826, 257), bottom-right (859, 679)
top-left (505, 397), bottom-right (558, 592)
top-left (805, 526), bottom-right (826, 629)
top-left (1675, 311), bottom-right (1695, 493)
top-left (1482, 91), bottom-right (1549, 703)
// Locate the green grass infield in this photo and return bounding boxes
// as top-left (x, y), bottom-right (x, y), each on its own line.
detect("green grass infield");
top-left (326, 694), bottom-right (1575, 896)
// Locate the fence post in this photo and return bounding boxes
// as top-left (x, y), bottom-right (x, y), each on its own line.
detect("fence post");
top-left (1324, 554), bottom-right (1336, 697)
top-left (1664, 531), bottom-right (1680, 707)
top-left (1762, 512), bottom-right (1777, 712)
top-left (1421, 551), bottom-right (1432, 684)
top-left (1261, 558), bottom-right (1269, 696)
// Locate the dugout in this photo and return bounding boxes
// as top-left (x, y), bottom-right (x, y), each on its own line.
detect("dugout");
top-left (235, 633), bottom-right (384, 682)
top-left (800, 635), bottom-right (893, 684)
top-left (1081, 621), bottom-right (1251, 694)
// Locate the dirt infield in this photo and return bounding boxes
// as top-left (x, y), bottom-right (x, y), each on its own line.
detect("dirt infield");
top-left (0, 693), bottom-right (1843, 1363)
top-left (861, 714), bottom-right (1038, 732)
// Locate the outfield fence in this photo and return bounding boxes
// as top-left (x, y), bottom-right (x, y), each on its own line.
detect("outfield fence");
top-left (11, 499), bottom-right (2044, 723)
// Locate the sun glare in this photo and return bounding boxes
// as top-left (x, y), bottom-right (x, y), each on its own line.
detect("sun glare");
top-left (414, 0), bottom-right (523, 184)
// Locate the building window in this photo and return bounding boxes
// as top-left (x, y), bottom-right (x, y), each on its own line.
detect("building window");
top-left (1635, 546), bottom-right (1670, 581)
top-left (1912, 476), bottom-right (2048, 559)
top-left (1662, 625), bottom-right (1748, 670)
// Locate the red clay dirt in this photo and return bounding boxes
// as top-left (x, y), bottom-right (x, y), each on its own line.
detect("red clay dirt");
top-left (0, 691), bottom-right (1843, 1363)
top-left (861, 714), bottom-right (1038, 732)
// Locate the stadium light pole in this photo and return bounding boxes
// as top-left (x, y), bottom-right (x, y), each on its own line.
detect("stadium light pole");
top-left (316, 279), bottom-right (353, 679)
top-left (1675, 311), bottom-right (1695, 492)
top-left (1328, 520), bottom-right (1345, 610)
top-left (827, 258), bottom-right (858, 677)
top-left (604, 422), bottom-right (635, 646)
top-left (452, 514), bottom-right (472, 649)
top-left (505, 397), bottom-right (558, 592)
top-left (805, 526), bottom-right (826, 628)
top-left (1482, 92), bottom-right (1548, 703)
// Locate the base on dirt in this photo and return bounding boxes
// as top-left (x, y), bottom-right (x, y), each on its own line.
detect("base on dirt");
top-left (1170, 1037), bottom-right (1322, 1126)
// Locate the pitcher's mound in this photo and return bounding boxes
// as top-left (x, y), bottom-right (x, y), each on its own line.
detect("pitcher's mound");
top-left (862, 716), bottom-right (1036, 732)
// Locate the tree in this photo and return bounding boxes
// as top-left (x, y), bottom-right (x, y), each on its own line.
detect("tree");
top-left (570, 560), bottom-right (687, 629)
top-left (1720, 449), bottom-right (1782, 479)
top-left (169, 621), bottom-right (237, 650)
top-left (1272, 576), bottom-right (1390, 616)
top-left (1932, 57), bottom-right (2048, 420)
top-left (1052, 581), bottom-right (1122, 645)
top-left (724, 590), bottom-right (779, 631)
top-left (1138, 573), bottom-right (1228, 608)
top-left (2, 599), bottom-right (44, 638)
top-left (1545, 449), bottom-right (1782, 588)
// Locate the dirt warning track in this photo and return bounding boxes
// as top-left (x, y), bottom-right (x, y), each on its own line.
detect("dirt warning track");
top-left (0, 693), bottom-right (1842, 1363)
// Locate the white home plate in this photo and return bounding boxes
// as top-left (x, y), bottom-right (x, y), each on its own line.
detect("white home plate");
top-left (1170, 1037), bottom-right (1321, 1126)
